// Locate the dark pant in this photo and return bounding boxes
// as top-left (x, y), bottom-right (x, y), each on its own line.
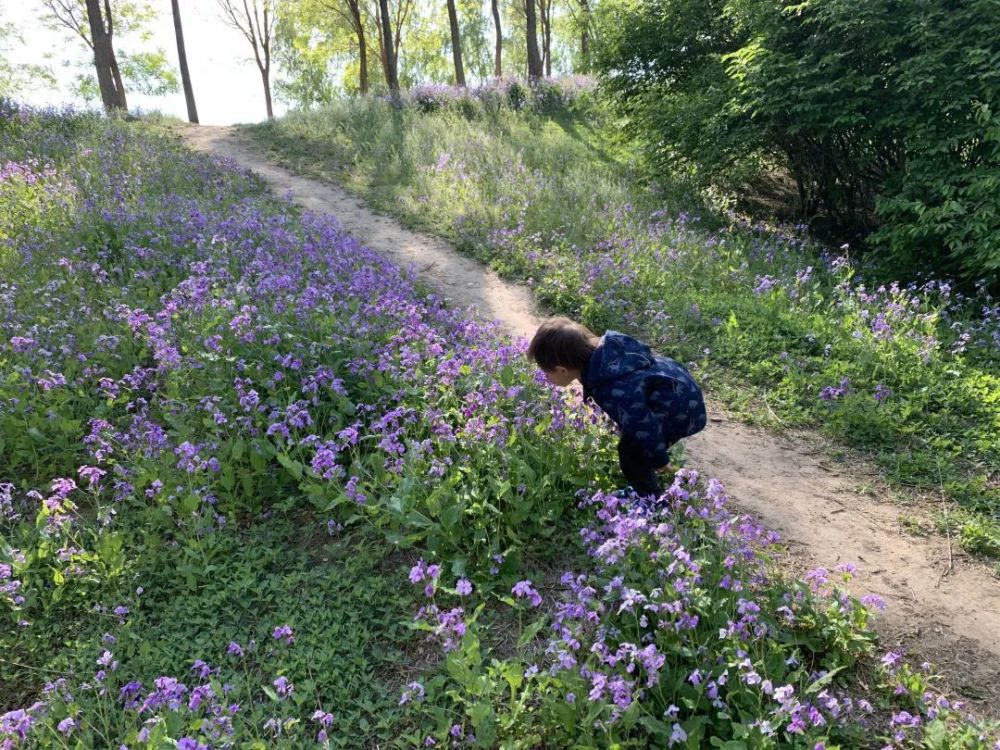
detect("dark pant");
top-left (617, 434), bottom-right (670, 498)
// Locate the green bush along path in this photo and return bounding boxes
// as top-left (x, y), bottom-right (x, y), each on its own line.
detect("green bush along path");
top-left (182, 124), bottom-right (1000, 706)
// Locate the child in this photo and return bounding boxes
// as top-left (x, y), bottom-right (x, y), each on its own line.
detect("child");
top-left (527, 317), bottom-right (706, 498)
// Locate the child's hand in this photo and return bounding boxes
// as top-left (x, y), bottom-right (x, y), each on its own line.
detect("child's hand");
top-left (655, 464), bottom-right (678, 474)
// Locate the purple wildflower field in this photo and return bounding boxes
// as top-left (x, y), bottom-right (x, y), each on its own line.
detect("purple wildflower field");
top-left (255, 89), bottom-right (1000, 556)
top-left (1, 105), bottom-right (997, 748)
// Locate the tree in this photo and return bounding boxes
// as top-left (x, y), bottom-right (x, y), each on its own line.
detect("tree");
top-left (490, 0), bottom-right (502, 77)
top-left (325, 0), bottom-right (369, 93)
top-left (217, 0), bottom-right (279, 119)
top-left (42, 0), bottom-right (128, 109)
top-left (373, 0), bottom-right (414, 88)
top-left (85, 0), bottom-right (127, 109)
top-left (572, 0), bottom-right (591, 72)
top-left (376, 0), bottom-right (399, 92)
top-left (537, 0), bottom-right (551, 77)
top-left (171, 0), bottom-right (198, 122)
top-left (446, 0), bottom-right (465, 86)
top-left (41, 0), bottom-right (177, 109)
top-left (524, 0), bottom-right (542, 79)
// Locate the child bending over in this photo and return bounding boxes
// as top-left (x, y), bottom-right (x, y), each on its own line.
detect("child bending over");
top-left (527, 317), bottom-right (706, 498)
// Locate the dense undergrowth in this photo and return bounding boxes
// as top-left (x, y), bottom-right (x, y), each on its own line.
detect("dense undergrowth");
top-left (247, 83), bottom-right (1000, 561)
top-left (1, 102), bottom-right (996, 748)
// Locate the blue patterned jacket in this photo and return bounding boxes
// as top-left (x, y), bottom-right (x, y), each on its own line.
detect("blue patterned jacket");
top-left (581, 331), bottom-right (706, 466)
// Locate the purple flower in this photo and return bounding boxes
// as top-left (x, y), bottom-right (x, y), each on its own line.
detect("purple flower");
top-left (57, 716), bottom-right (76, 735)
top-left (227, 641), bottom-right (244, 657)
top-left (399, 681), bottom-right (424, 705)
top-left (861, 594), bottom-right (886, 612)
top-left (668, 723), bottom-right (687, 746)
top-left (10, 336), bottom-right (36, 353)
top-left (754, 275), bottom-right (779, 295)
top-left (77, 465), bottom-right (107, 488)
top-left (409, 559), bottom-right (428, 584)
top-left (311, 710), bottom-right (334, 728)
top-left (191, 659), bottom-right (213, 680)
top-left (272, 624), bottom-right (294, 645)
top-left (511, 580), bottom-right (542, 607)
top-left (455, 578), bottom-right (473, 596)
top-left (273, 675), bottom-right (293, 698)
top-left (881, 650), bottom-right (904, 671)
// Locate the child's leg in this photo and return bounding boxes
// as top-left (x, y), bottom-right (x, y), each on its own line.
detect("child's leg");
top-left (616, 435), bottom-right (662, 497)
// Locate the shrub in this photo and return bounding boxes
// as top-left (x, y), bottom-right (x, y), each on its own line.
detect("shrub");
top-left (592, 0), bottom-right (1000, 286)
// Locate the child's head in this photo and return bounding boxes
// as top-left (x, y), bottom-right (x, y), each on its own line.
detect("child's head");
top-left (527, 317), bottom-right (599, 386)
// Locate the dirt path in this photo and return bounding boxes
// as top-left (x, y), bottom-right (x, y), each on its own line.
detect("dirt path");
top-left (181, 124), bottom-right (1000, 709)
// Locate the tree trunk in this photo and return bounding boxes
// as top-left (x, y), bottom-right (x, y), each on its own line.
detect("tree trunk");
top-left (446, 0), bottom-right (465, 86)
top-left (171, 0), bottom-right (199, 123)
top-left (104, 0), bottom-right (127, 109)
top-left (261, 66), bottom-right (274, 119)
top-left (578, 0), bottom-right (590, 73)
top-left (347, 1), bottom-right (368, 93)
top-left (524, 0), bottom-right (543, 80)
top-left (541, 0), bottom-right (551, 77)
top-left (84, 0), bottom-right (126, 111)
top-left (377, 0), bottom-right (398, 92)
top-left (491, 0), bottom-right (502, 78)
top-left (358, 27), bottom-right (369, 93)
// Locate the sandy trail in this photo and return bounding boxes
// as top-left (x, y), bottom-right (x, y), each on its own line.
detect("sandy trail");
top-left (181, 124), bottom-right (1000, 708)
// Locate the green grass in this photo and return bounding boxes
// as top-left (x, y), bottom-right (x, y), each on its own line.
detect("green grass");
top-left (2, 513), bottom-right (422, 747)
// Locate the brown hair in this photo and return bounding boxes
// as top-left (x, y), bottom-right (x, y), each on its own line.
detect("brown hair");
top-left (526, 317), bottom-right (600, 371)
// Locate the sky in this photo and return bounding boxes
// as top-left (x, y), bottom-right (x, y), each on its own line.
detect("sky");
top-left (0, 0), bottom-right (287, 125)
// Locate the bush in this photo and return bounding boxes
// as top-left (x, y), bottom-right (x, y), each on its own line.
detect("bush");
top-left (592, 0), bottom-right (1000, 287)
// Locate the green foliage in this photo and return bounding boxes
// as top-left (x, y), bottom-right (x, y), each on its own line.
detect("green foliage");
top-left (2, 94), bottom-right (998, 750)
top-left (871, 0), bottom-right (1000, 281)
top-left (38, 0), bottom-right (178, 106)
top-left (249, 94), bottom-right (1000, 559)
top-left (0, 23), bottom-right (57, 98)
top-left (591, 0), bottom-right (1000, 286)
top-left (592, 0), bottom-right (751, 185)
top-left (398, 477), bottom-right (984, 748)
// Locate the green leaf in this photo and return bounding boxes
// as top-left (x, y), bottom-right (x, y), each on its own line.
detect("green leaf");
top-left (276, 452), bottom-right (303, 481)
top-left (469, 702), bottom-right (496, 748)
top-left (805, 665), bottom-right (847, 694)
top-left (179, 493), bottom-right (200, 515)
top-left (516, 617), bottom-right (546, 648)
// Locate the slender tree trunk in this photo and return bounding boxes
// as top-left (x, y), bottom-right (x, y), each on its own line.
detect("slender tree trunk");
top-left (446, 0), bottom-right (465, 86)
top-left (491, 0), bottom-right (502, 78)
top-left (358, 28), bottom-right (369, 93)
top-left (374, 1), bottom-right (387, 79)
top-left (171, 0), bottom-right (199, 123)
top-left (377, 0), bottom-right (398, 92)
top-left (578, 0), bottom-right (590, 72)
top-left (84, 0), bottom-right (126, 111)
top-left (347, 1), bottom-right (368, 93)
top-left (104, 0), bottom-right (128, 109)
top-left (541, 0), bottom-right (551, 77)
top-left (100, 0), bottom-right (127, 109)
top-left (261, 66), bottom-right (273, 119)
top-left (217, 0), bottom-right (275, 118)
top-left (524, 0), bottom-right (543, 79)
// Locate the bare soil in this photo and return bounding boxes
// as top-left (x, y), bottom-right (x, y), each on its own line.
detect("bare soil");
top-left (180, 124), bottom-right (1000, 714)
